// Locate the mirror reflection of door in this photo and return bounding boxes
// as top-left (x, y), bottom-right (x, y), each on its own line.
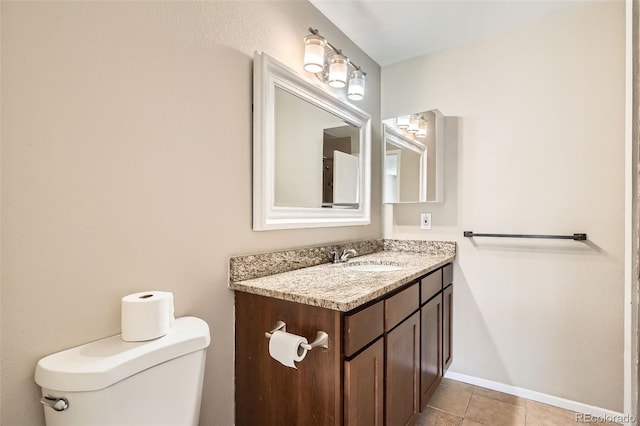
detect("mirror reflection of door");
top-left (398, 148), bottom-right (422, 202)
top-left (385, 147), bottom-right (423, 203)
top-left (385, 150), bottom-right (401, 203)
top-left (332, 150), bottom-right (359, 206)
top-left (323, 126), bottom-right (359, 207)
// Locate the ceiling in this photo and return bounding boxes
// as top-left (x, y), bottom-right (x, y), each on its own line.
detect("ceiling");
top-left (309, 0), bottom-right (590, 66)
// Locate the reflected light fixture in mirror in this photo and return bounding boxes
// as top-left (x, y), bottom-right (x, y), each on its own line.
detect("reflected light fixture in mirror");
top-left (408, 115), bottom-right (420, 133)
top-left (303, 27), bottom-right (366, 101)
top-left (417, 120), bottom-right (427, 137)
top-left (397, 115), bottom-right (410, 129)
top-left (383, 109), bottom-right (445, 204)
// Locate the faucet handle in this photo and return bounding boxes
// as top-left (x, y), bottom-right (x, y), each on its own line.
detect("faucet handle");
top-left (339, 248), bottom-right (358, 262)
top-left (330, 251), bottom-right (340, 263)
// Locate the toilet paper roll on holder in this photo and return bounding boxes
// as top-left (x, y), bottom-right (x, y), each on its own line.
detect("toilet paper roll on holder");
top-left (264, 321), bottom-right (329, 350)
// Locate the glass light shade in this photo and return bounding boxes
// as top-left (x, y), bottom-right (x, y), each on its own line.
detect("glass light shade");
top-left (328, 53), bottom-right (348, 88)
top-left (303, 34), bottom-right (326, 73)
top-left (396, 115), bottom-right (410, 128)
top-left (408, 115), bottom-right (420, 133)
top-left (347, 70), bottom-right (365, 100)
top-left (417, 121), bottom-right (427, 137)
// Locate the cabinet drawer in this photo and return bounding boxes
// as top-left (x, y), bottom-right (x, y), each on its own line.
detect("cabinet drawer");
top-left (385, 283), bottom-right (419, 331)
top-left (344, 301), bottom-right (384, 357)
top-left (443, 263), bottom-right (453, 286)
top-left (420, 269), bottom-right (442, 305)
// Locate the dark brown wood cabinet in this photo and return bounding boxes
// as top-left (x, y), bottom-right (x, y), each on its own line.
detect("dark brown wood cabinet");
top-left (235, 292), bottom-right (342, 426)
top-left (442, 263), bottom-right (454, 374)
top-left (419, 263), bottom-right (454, 411)
top-left (344, 301), bottom-right (384, 357)
top-left (420, 294), bottom-right (442, 410)
top-left (234, 263), bottom-right (453, 426)
top-left (443, 284), bottom-right (453, 373)
top-left (344, 338), bottom-right (384, 426)
top-left (384, 284), bottom-right (419, 331)
top-left (386, 311), bottom-right (420, 426)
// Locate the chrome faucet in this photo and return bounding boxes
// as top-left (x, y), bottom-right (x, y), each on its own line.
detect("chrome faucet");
top-left (331, 248), bottom-right (358, 264)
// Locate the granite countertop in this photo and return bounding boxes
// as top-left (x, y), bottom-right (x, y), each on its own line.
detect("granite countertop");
top-left (229, 250), bottom-right (455, 312)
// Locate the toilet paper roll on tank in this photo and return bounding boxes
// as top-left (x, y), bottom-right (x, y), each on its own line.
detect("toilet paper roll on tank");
top-left (121, 291), bottom-right (175, 342)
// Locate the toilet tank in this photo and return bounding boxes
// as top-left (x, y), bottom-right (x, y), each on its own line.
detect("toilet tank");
top-left (35, 316), bottom-right (210, 426)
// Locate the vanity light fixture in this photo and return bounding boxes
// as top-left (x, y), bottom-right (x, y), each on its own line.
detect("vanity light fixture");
top-left (417, 120), bottom-right (428, 137)
top-left (396, 114), bottom-right (428, 138)
top-left (396, 115), bottom-right (410, 129)
top-left (408, 115), bottom-right (421, 133)
top-left (328, 53), bottom-right (348, 88)
top-left (303, 34), bottom-right (326, 73)
top-left (303, 27), bottom-right (367, 100)
top-left (347, 69), bottom-right (365, 101)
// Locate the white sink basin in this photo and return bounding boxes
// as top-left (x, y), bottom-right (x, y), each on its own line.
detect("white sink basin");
top-left (344, 263), bottom-right (403, 272)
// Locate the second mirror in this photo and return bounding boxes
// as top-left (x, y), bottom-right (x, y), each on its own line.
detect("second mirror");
top-left (383, 109), bottom-right (445, 203)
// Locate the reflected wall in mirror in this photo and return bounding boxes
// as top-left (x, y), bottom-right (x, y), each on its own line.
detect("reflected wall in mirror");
top-left (253, 52), bottom-right (371, 230)
top-left (274, 87), bottom-right (360, 209)
top-left (383, 109), bottom-right (445, 203)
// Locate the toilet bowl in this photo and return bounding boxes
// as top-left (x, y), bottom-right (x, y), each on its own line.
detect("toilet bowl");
top-left (35, 316), bottom-right (210, 426)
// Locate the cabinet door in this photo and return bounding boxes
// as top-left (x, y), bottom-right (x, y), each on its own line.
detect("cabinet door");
top-left (386, 311), bottom-right (420, 426)
top-left (443, 285), bottom-right (453, 373)
top-left (344, 339), bottom-right (384, 426)
top-left (420, 294), bottom-right (442, 411)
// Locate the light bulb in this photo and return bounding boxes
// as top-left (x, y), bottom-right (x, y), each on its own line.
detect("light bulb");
top-left (417, 120), bottom-right (427, 137)
top-left (347, 69), bottom-right (365, 100)
top-left (328, 53), bottom-right (348, 88)
top-left (303, 34), bottom-right (326, 73)
top-left (396, 115), bottom-right (410, 128)
top-left (408, 115), bottom-right (420, 133)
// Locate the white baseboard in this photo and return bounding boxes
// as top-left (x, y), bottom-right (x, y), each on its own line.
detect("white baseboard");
top-left (445, 371), bottom-right (636, 426)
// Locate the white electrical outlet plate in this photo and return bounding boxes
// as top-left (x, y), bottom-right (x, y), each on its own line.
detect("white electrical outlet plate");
top-left (421, 213), bottom-right (432, 230)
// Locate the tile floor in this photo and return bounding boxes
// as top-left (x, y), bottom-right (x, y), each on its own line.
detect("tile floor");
top-left (417, 378), bottom-right (619, 426)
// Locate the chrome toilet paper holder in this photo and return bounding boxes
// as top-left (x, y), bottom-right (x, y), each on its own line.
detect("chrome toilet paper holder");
top-left (264, 321), bottom-right (329, 350)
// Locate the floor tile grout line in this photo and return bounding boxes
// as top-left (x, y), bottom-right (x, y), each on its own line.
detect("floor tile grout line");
top-left (425, 403), bottom-right (465, 419)
top-left (462, 385), bottom-right (475, 417)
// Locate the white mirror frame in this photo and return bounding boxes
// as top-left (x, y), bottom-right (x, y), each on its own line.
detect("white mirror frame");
top-left (253, 51), bottom-right (372, 231)
top-left (383, 124), bottom-right (428, 203)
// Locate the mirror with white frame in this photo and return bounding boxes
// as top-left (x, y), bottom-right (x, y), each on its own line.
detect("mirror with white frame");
top-left (253, 52), bottom-right (372, 230)
top-left (383, 109), bottom-right (445, 203)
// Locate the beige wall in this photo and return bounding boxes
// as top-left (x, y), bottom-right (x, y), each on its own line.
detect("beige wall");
top-left (383, 1), bottom-right (625, 412)
top-left (0, 2), bottom-right (381, 425)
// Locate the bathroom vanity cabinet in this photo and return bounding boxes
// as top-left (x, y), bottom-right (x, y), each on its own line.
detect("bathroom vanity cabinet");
top-left (234, 263), bottom-right (453, 426)
top-left (418, 265), bottom-right (453, 411)
top-left (344, 282), bottom-right (421, 426)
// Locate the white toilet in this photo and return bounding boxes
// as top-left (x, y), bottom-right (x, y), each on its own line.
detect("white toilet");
top-left (35, 316), bottom-right (210, 426)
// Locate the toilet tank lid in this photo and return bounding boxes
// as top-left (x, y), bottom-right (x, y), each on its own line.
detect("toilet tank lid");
top-left (35, 316), bottom-right (210, 392)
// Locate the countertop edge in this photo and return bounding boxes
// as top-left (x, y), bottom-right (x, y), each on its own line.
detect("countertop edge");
top-left (230, 253), bottom-right (455, 312)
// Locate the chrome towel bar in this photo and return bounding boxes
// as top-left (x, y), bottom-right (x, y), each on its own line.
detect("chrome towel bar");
top-left (464, 231), bottom-right (587, 241)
